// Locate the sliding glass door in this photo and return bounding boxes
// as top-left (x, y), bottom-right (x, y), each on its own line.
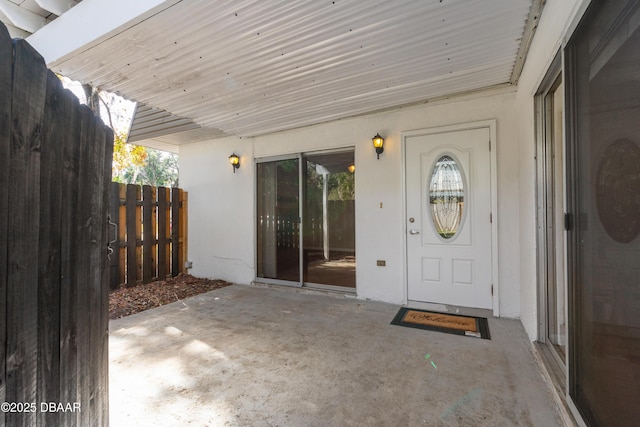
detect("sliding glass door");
top-left (303, 152), bottom-right (356, 288)
top-left (257, 150), bottom-right (356, 289)
top-left (566, 1), bottom-right (640, 425)
top-left (256, 158), bottom-right (300, 283)
top-left (536, 52), bottom-right (567, 377)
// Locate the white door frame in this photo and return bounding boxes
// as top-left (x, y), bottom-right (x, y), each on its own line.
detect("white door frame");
top-left (402, 119), bottom-right (500, 317)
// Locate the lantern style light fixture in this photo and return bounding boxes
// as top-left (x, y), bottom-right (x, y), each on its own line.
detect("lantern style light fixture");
top-left (348, 163), bottom-right (356, 173)
top-left (372, 133), bottom-right (384, 159)
top-left (229, 153), bottom-right (240, 173)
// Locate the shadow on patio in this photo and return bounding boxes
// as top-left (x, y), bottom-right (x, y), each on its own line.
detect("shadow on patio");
top-left (109, 285), bottom-right (562, 426)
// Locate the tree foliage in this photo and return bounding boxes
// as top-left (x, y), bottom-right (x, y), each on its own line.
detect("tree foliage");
top-left (112, 145), bottom-right (178, 187)
top-left (131, 148), bottom-right (179, 187)
top-left (62, 78), bottom-right (179, 187)
top-left (112, 133), bottom-right (148, 181)
top-left (328, 172), bottom-right (354, 201)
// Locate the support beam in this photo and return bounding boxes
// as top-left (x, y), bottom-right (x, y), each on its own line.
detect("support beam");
top-left (0, 0), bottom-right (46, 34)
top-left (35, 0), bottom-right (73, 17)
top-left (2, 21), bottom-right (30, 39)
top-left (510, 0), bottom-right (546, 84)
top-left (27, 0), bottom-right (180, 66)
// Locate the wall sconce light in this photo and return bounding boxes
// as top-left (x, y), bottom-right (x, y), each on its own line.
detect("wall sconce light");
top-left (348, 163), bottom-right (356, 173)
top-left (372, 133), bottom-right (384, 159)
top-left (229, 153), bottom-right (240, 173)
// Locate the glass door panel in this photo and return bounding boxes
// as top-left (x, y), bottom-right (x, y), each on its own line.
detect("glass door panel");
top-left (256, 158), bottom-right (300, 283)
top-left (566, 1), bottom-right (640, 425)
top-left (547, 79), bottom-right (566, 362)
top-left (542, 76), bottom-right (567, 363)
top-left (303, 152), bottom-right (356, 287)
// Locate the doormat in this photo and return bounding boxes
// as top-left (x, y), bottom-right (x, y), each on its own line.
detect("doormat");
top-left (391, 307), bottom-right (491, 339)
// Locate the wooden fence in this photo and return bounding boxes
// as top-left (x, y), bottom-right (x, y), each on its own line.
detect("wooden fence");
top-left (108, 183), bottom-right (187, 290)
top-left (1, 24), bottom-right (112, 427)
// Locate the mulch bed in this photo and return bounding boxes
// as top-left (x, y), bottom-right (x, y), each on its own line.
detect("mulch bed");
top-left (109, 274), bottom-right (232, 319)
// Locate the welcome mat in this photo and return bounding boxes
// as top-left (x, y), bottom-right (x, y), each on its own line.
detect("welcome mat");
top-left (391, 307), bottom-right (491, 339)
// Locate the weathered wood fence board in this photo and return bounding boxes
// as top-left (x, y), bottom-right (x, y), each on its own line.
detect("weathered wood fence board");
top-left (108, 182), bottom-right (121, 290)
top-left (37, 70), bottom-right (65, 427)
top-left (1, 23), bottom-right (113, 427)
top-left (125, 184), bottom-right (141, 286)
top-left (100, 136), bottom-right (114, 423)
top-left (58, 83), bottom-right (82, 427)
top-left (142, 185), bottom-right (154, 283)
top-left (109, 183), bottom-right (187, 289)
top-left (6, 38), bottom-right (47, 427)
top-left (158, 187), bottom-right (169, 279)
top-left (0, 22), bottom-right (13, 426)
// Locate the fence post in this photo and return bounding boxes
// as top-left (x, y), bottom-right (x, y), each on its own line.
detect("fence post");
top-left (179, 190), bottom-right (187, 274)
top-left (171, 187), bottom-right (180, 277)
top-left (157, 187), bottom-right (169, 280)
top-left (151, 186), bottom-right (157, 280)
top-left (118, 184), bottom-right (126, 286)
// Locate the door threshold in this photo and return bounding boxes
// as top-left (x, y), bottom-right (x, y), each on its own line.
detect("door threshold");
top-left (407, 300), bottom-right (493, 318)
top-left (532, 342), bottom-right (579, 426)
top-left (252, 281), bottom-right (357, 298)
top-left (304, 282), bottom-right (357, 294)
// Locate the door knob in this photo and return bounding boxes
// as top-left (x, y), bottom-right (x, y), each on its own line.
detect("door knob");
top-left (409, 229), bottom-right (420, 235)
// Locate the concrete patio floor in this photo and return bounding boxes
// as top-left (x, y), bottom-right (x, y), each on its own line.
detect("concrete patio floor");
top-left (109, 284), bottom-right (562, 426)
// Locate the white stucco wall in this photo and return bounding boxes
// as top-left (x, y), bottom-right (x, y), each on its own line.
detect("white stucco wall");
top-left (180, 135), bottom-right (256, 285)
top-left (181, 88), bottom-right (522, 316)
top-left (514, 0), bottom-right (591, 339)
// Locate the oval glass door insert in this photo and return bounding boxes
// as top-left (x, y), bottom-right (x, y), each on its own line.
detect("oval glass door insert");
top-left (429, 155), bottom-right (464, 239)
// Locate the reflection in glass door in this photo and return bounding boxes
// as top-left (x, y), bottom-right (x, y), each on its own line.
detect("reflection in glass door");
top-left (256, 158), bottom-right (300, 283)
top-left (303, 152), bottom-right (356, 288)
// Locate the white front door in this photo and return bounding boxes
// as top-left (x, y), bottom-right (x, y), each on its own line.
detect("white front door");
top-left (405, 126), bottom-right (493, 309)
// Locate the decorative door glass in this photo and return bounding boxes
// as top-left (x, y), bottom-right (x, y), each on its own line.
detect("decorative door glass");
top-left (429, 155), bottom-right (465, 239)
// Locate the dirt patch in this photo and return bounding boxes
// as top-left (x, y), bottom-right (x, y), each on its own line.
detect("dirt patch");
top-left (109, 274), bottom-right (232, 319)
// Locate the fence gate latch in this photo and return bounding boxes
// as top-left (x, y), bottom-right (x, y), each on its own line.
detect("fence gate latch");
top-left (107, 215), bottom-right (118, 260)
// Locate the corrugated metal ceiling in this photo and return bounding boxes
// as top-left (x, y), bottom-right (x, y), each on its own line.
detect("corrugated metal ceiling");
top-left (127, 103), bottom-right (227, 151)
top-left (44, 0), bottom-right (535, 141)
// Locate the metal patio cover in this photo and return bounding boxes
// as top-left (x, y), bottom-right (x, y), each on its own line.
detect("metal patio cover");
top-left (17, 0), bottom-right (539, 144)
